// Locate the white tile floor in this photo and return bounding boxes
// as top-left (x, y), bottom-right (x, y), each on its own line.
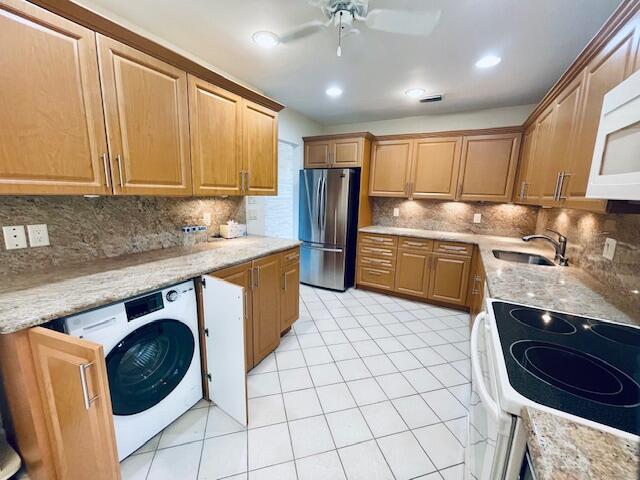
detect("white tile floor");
top-left (121, 284), bottom-right (470, 480)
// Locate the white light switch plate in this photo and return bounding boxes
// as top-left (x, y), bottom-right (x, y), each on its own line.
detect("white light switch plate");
top-left (3, 226), bottom-right (28, 250)
top-left (27, 224), bottom-right (50, 247)
top-left (393, 208), bottom-right (400, 217)
top-left (473, 213), bottom-right (482, 224)
top-left (603, 237), bottom-right (617, 260)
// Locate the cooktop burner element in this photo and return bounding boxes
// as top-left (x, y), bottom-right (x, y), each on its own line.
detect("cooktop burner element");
top-left (510, 308), bottom-right (576, 334)
top-left (491, 301), bottom-right (640, 436)
top-left (511, 340), bottom-right (640, 407)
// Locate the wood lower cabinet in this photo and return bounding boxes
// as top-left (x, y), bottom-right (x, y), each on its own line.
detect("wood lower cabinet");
top-left (369, 140), bottom-right (414, 196)
top-left (243, 101), bottom-right (278, 196)
top-left (428, 253), bottom-right (472, 307)
top-left (468, 248), bottom-right (486, 321)
top-left (280, 248), bottom-right (300, 332)
top-left (97, 35), bottom-right (192, 196)
top-left (0, 0), bottom-right (111, 195)
top-left (395, 249), bottom-right (431, 298)
top-left (252, 254), bottom-right (282, 364)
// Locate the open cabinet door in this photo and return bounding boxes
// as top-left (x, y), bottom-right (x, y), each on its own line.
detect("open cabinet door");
top-left (202, 275), bottom-right (248, 426)
top-left (28, 327), bottom-right (119, 480)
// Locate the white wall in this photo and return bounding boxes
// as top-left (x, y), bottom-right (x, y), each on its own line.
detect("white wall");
top-left (322, 104), bottom-right (536, 136)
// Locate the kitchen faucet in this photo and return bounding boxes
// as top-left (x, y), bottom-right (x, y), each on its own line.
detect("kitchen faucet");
top-left (522, 229), bottom-right (569, 266)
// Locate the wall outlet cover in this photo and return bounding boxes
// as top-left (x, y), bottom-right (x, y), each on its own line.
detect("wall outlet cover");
top-left (3, 225), bottom-right (28, 250)
top-left (603, 237), bottom-right (617, 261)
top-left (203, 212), bottom-right (212, 226)
top-left (393, 207), bottom-right (400, 217)
top-left (473, 213), bottom-right (482, 224)
top-left (27, 224), bottom-right (50, 247)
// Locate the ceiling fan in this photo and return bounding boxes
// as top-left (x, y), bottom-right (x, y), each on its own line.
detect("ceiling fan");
top-left (275, 0), bottom-right (442, 56)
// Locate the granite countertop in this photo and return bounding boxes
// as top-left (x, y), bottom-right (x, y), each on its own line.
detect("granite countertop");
top-left (359, 225), bottom-right (636, 325)
top-left (0, 236), bottom-right (300, 334)
top-left (522, 408), bottom-right (640, 480)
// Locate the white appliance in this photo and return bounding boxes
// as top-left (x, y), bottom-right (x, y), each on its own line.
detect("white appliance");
top-left (64, 281), bottom-right (202, 460)
top-left (587, 68), bottom-right (640, 200)
top-left (467, 300), bottom-right (640, 480)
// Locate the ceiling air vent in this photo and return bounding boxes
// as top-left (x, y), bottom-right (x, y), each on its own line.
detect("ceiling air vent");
top-left (420, 94), bottom-right (443, 103)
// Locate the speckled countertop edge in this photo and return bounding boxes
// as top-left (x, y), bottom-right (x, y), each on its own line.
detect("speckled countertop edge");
top-left (360, 225), bottom-right (636, 325)
top-left (0, 236), bottom-right (300, 334)
top-left (522, 407), bottom-right (640, 480)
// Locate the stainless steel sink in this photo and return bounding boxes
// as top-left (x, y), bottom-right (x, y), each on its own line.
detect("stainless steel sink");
top-left (492, 250), bottom-right (555, 266)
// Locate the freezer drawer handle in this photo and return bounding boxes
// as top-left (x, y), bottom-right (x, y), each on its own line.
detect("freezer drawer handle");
top-left (470, 312), bottom-right (500, 422)
top-left (79, 362), bottom-right (99, 410)
top-left (302, 245), bottom-right (343, 253)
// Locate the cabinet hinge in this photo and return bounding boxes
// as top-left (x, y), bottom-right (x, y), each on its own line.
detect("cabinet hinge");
top-left (201, 277), bottom-right (206, 288)
top-left (206, 372), bottom-right (212, 381)
top-left (204, 328), bottom-right (209, 337)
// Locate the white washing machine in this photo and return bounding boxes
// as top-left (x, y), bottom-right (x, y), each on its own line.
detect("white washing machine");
top-left (64, 280), bottom-right (203, 461)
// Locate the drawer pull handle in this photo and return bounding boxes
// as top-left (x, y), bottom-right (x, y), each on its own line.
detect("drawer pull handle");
top-left (441, 245), bottom-right (467, 252)
top-left (365, 258), bottom-right (391, 266)
top-left (367, 271), bottom-right (382, 276)
top-left (404, 241), bottom-right (426, 247)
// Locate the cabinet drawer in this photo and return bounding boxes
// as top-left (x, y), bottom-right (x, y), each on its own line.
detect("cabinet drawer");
top-left (358, 266), bottom-right (395, 290)
top-left (399, 237), bottom-right (433, 252)
top-left (359, 255), bottom-right (395, 269)
top-left (359, 233), bottom-right (397, 248)
top-left (358, 245), bottom-right (396, 259)
top-left (434, 241), bottom-right (473, 256)
top-left (282, 247), bottom-right (300, 266)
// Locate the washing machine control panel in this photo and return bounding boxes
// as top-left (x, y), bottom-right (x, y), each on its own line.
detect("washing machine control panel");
top-left (166, 290), bottom-right (179, 302)
top-left (125, 291), bottom-right (164, 321)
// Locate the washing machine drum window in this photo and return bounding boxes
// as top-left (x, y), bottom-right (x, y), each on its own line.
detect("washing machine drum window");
top-left (106, 319), bottom-right (195, 416)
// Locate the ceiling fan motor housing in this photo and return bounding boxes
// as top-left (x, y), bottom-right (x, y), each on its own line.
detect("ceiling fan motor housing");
top-left (323, 0), bottom-right (368, 19)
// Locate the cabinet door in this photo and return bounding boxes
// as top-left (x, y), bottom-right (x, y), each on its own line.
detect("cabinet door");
top-left (369, 140), bottom-right (414, 197)
top-left (188, 76), bottom-right (243, 196)
top-left (202, 275), bottom-right (247, 425)
top-left (333, 138), bottom-right (363, 167)
top-left (395, 250), bottom-right (430, 298)
top-left (565, 26), bottom-right (636, 211)
top-left (97, 35), bottom-right (192, 196)
top-left (428, 254), bottom-right (471, 306)
top-left (514, 125), bottom-right (537, 203)
top-left (28, 327), bottom-right (118, 480)
top-left (458, 134), bottom-right (520, 202)
top-left (0, 0), bottom-right (110, 195)
top-left (531, 105), bottom-right (559, 206)
top-left (411, 137), bottom-right (462, 199)
top-left (281, 261), bottom-right (300, 332)
top-left (243, 101), bottom-right (278, 195)
top-left (214, 262), bottom-right (254, 370)
top-left (252, 254), bottom-right (281, 364)
top-left (305, 141), bottom-right (331, 168)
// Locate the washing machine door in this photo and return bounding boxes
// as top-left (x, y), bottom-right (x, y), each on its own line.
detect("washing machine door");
top-left (106, 319), bottom-right (195, 416)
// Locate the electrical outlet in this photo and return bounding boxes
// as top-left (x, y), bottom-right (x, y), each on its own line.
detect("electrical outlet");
top-left (393, 207), bottom-right (400, 217)
top-left (603, 237), bottom-right (617, 260)
top-left (27, 224), bottom-right (50, 247)
top-left (203, 212), bottom-right (212, 226)
top-left (473, 213), bottom-right (482, 224)
top-left (3, 226), bottom-right (28, 250)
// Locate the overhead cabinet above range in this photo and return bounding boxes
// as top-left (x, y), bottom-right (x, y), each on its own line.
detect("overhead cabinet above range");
top-left (0, 0), bottom-right (280, 197)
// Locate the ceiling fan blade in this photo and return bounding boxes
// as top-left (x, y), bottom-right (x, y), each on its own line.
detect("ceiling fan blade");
top-left (365, 9), bottom-right (441, 36)
top-left (279, 20), bottom-right (330, 43)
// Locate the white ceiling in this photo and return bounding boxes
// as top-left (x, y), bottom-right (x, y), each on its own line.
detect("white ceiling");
top-left (77, 0), bottom-right (621, 125)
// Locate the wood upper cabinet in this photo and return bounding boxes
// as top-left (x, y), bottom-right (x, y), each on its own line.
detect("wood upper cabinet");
top-left (280, 248), bottom-right (300, 332)
top-left (305, 140), bottom-right (332, 168)
top-left (411, 137), bottom-right (462, 199)
top-left (243, 101), bottom-right (278, 196)
top-left (529, 105), bottom-right (558, 205)
top-left (303, 136), bottom-right (366, 168)
top-left (29, 327), bottom-right (119, 480)
top-left (97, 35), bottom-right (192, 196)
top-left (0, 0), bottom-right (111, 195)
top-left (457, 133), bottom-right (520, 202)
top-left (188, 75), bottom-right (243, 196)
top-left (514, 124), bottom-right (538, 203)
top-left (213, 262), bottom-right (254, 370)
top-left (333, 137), bottom-right (363, 167)
top-left (252, 253), bottom-right (281, 364)
top-left (369, 140), bottom-right (414, 196)
top-left (428, 253), bottom-right (471, 307)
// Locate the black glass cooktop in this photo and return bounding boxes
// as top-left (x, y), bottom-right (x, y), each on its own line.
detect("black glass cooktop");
top-left (492, 302), bottom-right (640, 436)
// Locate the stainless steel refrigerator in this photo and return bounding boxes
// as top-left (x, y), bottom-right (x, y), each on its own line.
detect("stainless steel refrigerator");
top-left (299, 168), bottom-right (359, 291)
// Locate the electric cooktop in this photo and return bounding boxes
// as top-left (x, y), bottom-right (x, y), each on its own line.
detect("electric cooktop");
top-left (492, 301), bottom-right (640, 436)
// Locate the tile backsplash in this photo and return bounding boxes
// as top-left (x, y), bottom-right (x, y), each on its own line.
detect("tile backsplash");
top-left (536, 208), bottom-right (640, 314)
top-left (0, 196), bottom-right (245, 276)
top-left (372, 198), bottom-right (539, 237)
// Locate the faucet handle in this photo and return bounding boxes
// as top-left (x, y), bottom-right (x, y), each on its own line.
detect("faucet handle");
top-left (545, 228), bottom-right (566, 241)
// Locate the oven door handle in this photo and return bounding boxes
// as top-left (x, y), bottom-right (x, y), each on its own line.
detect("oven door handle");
top-left (471, 311), bottom-right (501, 422)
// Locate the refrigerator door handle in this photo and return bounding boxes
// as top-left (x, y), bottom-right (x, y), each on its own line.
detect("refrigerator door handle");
top-left (315, 177), bottom-right (323, 230)
top-left (321, 176), bottom-right (328, 230)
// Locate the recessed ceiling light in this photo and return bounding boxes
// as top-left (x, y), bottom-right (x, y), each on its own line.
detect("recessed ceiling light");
top-left (326, 86), bottom-right (343, 98)
top-left (252, 31), bottom-right (279, 49)
top-left (475, 54), bottom-right (501, 69)
top-left (405, 88), bottom-right (426, 98)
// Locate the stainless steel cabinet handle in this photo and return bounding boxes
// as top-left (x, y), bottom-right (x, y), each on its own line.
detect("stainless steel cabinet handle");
top-left (243, 291), bottom-right (248, 320)
top-left (558, 172), bottom-right (571, 200)
top-left (101, 153), bottom-right (111, 188)
top-left (240, 171), bottom-right (245, 193)
top-left (367, 270), bottom-right (382, 277)
top-left (250, 268), bottom-right (255, 290)
top-left (255, 266), bottom-right (260, 288)
top-left (246, 171), bottom-right (251, 191)
top-left (553, 171), bottom-right (562, 201)
top-left (441, 245), bottom-right (467, 252)
top-left (283, 272), bottom-right (287, 291)
top-left (457, 183), bottom-right (463, 198)
top-left (404, 241), bottom-right (426, 247)
top-left (519, 181), bottom-right (528, 199)
top-left (79, 362), bottom-right (99, 410)
top-left (116, 154), bottom-right (124, 188)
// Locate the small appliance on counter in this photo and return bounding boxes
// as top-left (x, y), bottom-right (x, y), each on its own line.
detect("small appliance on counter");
top-left (220, 220), bottom-right (247, 239)
top-left (0, 437), bottom-right (21, 480)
